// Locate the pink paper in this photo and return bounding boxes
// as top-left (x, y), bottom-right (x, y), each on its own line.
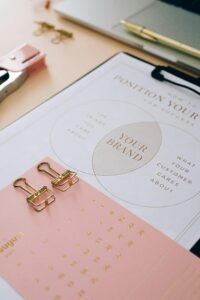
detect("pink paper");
top-left (0, 157), bottom-right (200, 300)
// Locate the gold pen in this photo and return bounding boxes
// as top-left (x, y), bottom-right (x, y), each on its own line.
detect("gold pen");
top-left (120, 20), bottom-right (200, 59)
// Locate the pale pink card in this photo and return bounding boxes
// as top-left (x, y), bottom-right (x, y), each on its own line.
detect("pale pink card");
top-left (0, 157), bottom-right (200, 300)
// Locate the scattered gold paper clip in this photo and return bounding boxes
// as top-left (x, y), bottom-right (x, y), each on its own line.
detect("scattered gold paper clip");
top-left (34, 21), bottom-right (73, 43)
top-left (13, 177), bottom-right (55, 212)
top-left (33, 21), bottom-right (55, 36)
top-left (37, 162), bottom-right (79, 192)
top-left (51, 29), bottom-right (73, 44)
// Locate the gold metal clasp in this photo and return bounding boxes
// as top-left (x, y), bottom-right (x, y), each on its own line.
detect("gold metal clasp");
top-left (13, 178), bottom-right (55, 212)
top-left (37, 162), bottom-right (79, 192)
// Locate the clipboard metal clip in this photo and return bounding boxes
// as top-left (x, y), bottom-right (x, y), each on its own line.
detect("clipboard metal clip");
top-left (0, 44), bottom-right (46, 103)
top-left (151, 65), bottom-right (200, 96)
top-left (37, 162), bottom-right (79, 192)
top-left (13, 178), bottom-right (55, 212)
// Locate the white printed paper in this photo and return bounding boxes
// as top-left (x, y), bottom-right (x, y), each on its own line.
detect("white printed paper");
top-left (0, 53), bottom-right (199, 250)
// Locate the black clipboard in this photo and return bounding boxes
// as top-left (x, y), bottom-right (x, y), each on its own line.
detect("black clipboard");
top-left (0, 51), bottom-right (200, 258)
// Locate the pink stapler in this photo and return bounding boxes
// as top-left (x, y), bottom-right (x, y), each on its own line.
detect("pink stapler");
top-left (0, 44), bottom-right (46, 103)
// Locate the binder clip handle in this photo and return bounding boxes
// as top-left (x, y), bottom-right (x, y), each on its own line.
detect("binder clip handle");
top-left (37, 162), bottom-right (60, 179)
top-left (13, 178), bottom-right (36, 195)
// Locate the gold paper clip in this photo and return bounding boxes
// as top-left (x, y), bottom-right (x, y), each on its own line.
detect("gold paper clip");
top-left (34, 21), bottom-right (55, 36)
top-left (51, 29), bottom-right (73, 44)
top-left (37, 162), bottom-right (79, 192)
top-left (13, 178), bottom-right (55, 212)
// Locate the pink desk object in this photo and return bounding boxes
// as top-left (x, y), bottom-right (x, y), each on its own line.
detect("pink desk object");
top-left (0, 44), bottom-right (46, 103)
top-left (0, 43), bottom-right (46, 75)
top-left (0, 157), bottom-right (200, 300)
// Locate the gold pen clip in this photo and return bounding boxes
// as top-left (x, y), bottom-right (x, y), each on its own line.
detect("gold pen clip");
top-left (140, 28), bottom-right (158, 42)
top-left (37, 162), bottom-right (79, 192)
top-left (13, 178), bottom-right (55, 212)
top-left (120, 20), bottom-right (157, 42)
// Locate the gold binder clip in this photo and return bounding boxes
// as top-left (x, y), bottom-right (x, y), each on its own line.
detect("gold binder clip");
top-left (13, 178), bottom-right (55, 212)
top-left (37, 162), bottom-right (79, 192)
